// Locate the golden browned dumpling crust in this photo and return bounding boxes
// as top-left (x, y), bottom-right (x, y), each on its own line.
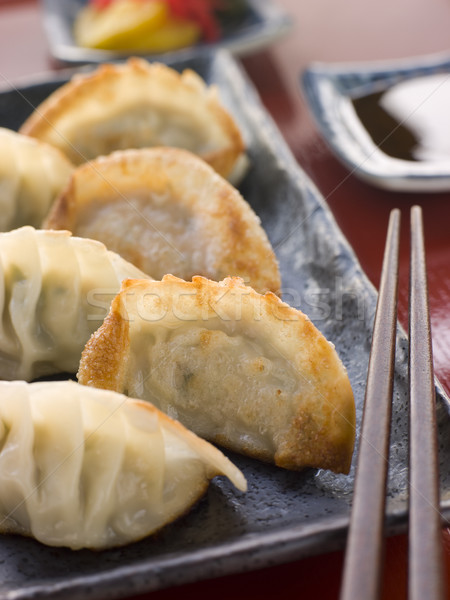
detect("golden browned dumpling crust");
top-left (19, 57), bottom-right (246, 180)
top-left (78, 275), bottom-right (356, 474)
top-left (43, 147), bottom-right (281, 295)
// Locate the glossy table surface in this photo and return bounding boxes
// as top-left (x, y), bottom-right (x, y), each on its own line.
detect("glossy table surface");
top-left (0, 1), bottom-right (449, 598)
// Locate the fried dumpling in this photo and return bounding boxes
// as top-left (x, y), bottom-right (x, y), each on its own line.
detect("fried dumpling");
top-left (0, 128), bottom-right (74, 231)
top-left (0, 226), bottom-right (147, 381)
top-left (0, 380), bottom-right (246, 549)
top-left (19, 58), bottom-right (246, 181)
top-left (43, 147), bottom-right (280, 294)
top-left (78, 275), bottom-right (356, 474)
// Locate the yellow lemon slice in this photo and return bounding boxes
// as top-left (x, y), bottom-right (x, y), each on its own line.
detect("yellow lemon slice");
top-left (74, 0), bottom-right (169, 51)
top-left (121, 18), bottom-right (201, 52)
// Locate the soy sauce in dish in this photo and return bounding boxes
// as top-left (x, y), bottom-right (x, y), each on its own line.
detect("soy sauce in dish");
top-left (351, 73), bottom-right (450, 162)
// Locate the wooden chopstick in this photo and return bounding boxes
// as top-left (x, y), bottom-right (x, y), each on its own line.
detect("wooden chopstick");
top-left (340, 206), bottom-right (447, 600)
top-left (339, 208), bottom-right (400, 600)
top-left (408, 205), bottom-right (446, 600)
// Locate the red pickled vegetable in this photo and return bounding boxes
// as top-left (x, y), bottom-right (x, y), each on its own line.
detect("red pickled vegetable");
top-left (166, 0), bottom-right (223, 41)
top-left (88, 0), bottom-right (224, 42)
top-left (89, 0), bottom-right (115, 8)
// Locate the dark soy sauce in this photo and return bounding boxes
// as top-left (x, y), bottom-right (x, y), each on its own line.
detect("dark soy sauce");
top-left (352, 73), bottom-right (450, 162)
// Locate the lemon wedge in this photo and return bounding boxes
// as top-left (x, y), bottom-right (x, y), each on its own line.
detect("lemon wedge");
top-left (118, 18), bottom-right (201, 52)
top-left (74, 0), bottom-right (170, 51)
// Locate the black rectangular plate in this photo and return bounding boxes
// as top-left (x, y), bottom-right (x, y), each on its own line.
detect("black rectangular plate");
top-left (0, 50), bottom-right (449, 600)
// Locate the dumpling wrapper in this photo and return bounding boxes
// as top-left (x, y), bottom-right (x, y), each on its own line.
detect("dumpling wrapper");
top-left (43, 147), bottom-right (281, 295)
top-left (78, 275), bottom-right (356, 474)
top-left (0, 380), bottom-right (246, 550)
top-left (0, 226), bottom-right (147, 381)
top-left (0, 128), bottom-right (74, 231)
top-left (19, 57), bottom-right (247, 182)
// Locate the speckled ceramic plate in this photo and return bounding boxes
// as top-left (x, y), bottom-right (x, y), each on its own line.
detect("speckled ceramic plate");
top-left (41, 0), bottom-right (292, 64)
top-left (302, 52), bottom-right (450, 192)
top-left (0, 50), bottom-right (449, 600)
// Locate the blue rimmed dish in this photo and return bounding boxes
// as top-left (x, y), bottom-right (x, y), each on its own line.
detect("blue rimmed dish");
top-left (302, 52), bottom-right (450, 192)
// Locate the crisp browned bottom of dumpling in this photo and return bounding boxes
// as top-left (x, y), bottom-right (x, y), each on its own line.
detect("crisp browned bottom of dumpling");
top-left (43, 147), bottom-right (281, 295)
top-left (19, 57), bottom-right (246, 180)
top-left (78, 275), bottom-right (356, 475)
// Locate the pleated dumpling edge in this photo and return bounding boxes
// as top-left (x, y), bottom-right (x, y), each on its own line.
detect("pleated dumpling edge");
top-left (0, 379), bottom-right (246, 550)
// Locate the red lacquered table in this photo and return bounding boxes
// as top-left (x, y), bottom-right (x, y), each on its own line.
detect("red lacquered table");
top-left (0, 1), bottom-right (449, 598)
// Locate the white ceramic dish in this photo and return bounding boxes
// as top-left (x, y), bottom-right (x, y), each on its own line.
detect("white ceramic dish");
top-left (302, 52), bottom-right (450, 192)
top-left (41, 0), bottom-right (292, 64)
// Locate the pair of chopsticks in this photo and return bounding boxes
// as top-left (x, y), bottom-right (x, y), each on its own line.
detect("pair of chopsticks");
top-left (340, 206), bottom-right (447, 600)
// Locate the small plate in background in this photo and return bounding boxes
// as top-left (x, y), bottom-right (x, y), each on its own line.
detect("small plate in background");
top-left (301, 53), bottom-right (450, 192)
top-left (41, 0), bottom-right (292, 65)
